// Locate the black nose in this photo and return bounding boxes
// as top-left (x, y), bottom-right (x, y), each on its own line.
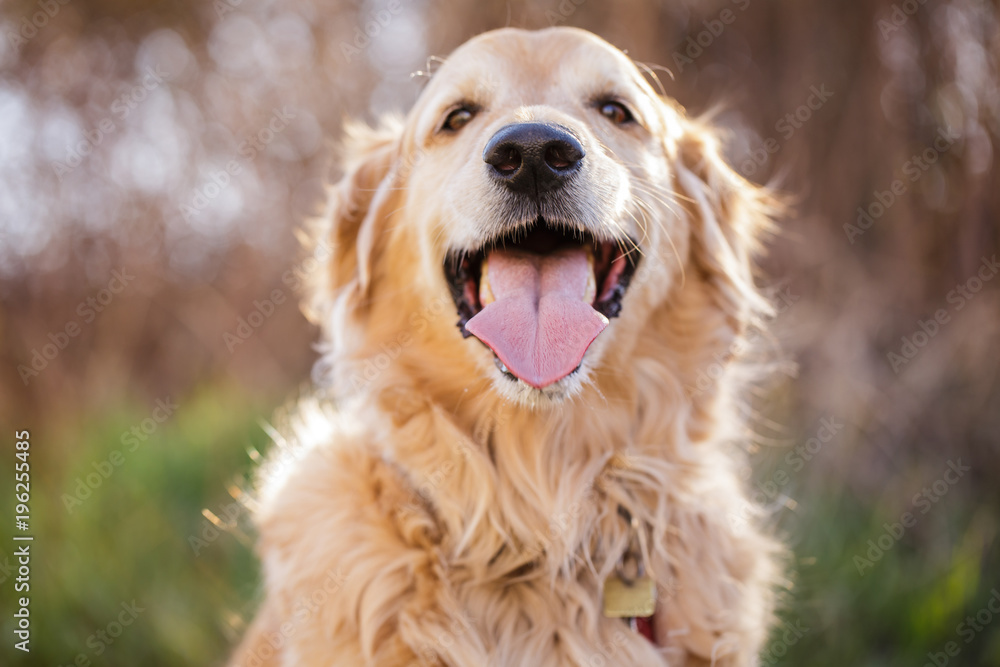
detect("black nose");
top-left (483, 122), bottom-right (585, 195)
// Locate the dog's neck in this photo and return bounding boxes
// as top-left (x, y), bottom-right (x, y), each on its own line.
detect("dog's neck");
top-left (361, 366), bottom-right (708, 588)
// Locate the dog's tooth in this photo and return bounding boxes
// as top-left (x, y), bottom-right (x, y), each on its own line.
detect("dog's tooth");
top-left (479, 257), bottom-right (495, 306)
top-left (584, 247), bottom-right (596, 304)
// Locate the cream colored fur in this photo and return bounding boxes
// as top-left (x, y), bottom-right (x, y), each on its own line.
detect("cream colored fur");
top-left (231, 27), bottom-right (783, 667)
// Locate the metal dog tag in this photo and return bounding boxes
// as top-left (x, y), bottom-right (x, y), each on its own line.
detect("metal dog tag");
top-left (602, 573), bottom-right (657, 618)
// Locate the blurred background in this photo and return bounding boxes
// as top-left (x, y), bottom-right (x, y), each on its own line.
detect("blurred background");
top-left (1, 0), bottom-right (998, 664)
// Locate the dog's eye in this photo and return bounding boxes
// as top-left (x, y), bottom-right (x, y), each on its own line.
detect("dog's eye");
top-left (442, 107), bottom-right (476, 132)
top-left (599, 101), bottom-right (633, 126)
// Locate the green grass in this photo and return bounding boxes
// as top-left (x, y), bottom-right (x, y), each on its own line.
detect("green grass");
top-left (1, 383), bottom-right (269, 666)
top-left (765, 471), bottom-right (1000, 666)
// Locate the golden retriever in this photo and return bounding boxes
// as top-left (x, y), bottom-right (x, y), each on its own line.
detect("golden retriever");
top-left (231, 26), bottom-right (783, 667)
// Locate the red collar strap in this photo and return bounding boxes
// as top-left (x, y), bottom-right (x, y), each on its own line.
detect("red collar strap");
top-left (628, 614), bottom-right (657, 645)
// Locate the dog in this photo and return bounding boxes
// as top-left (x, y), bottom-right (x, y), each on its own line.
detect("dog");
top-left (230, 26), bottom-right (783, 667)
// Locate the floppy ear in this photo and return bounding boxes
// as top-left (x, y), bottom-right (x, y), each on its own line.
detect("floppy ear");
top-left (671, 118), bottom-right (778, 336)
top-left (303, 117), bottom-right (403, 332)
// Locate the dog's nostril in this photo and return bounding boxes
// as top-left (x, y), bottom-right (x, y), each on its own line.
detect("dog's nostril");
top-left (490, 146), bottom-right (521, 174)
top-left (544, 143), bottom-right (575, 170)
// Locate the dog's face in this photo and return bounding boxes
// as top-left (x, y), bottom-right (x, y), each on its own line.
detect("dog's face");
top-left (315, 27), bottom-right (770, 407)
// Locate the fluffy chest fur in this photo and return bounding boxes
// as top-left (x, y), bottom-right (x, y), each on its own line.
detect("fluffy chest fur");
top-left (239, 375), bottom-right (776, 667)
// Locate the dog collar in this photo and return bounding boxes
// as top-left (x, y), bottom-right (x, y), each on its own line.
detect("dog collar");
top-left (603, 507), bottom-right (658, 645)
top-left (630, 615), bottom-right (657, 644)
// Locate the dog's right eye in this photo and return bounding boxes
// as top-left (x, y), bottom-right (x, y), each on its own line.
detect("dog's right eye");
top-left (598, 100), bottom-right (634, 126)
top-left (442, 106), bottom-right (476, 133)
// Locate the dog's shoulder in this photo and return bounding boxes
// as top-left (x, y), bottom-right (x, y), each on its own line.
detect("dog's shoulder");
top-left (242, 400), bottom-right (448, 664)
top-left (254, 400), bottom-right (436, 547)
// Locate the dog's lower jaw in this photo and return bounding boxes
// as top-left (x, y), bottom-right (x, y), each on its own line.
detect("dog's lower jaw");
top-left (490, 359), bottom-right (592, 405)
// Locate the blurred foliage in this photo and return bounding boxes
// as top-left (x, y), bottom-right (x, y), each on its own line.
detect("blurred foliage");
top-left (756, 439), bottom-right (1000, 665)
top-left (0, 383), bottom-right (270, 666)
top-left (1, 0), bottom-right (999, 664)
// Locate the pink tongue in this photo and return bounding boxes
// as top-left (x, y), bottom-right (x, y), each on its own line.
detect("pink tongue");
top-left (465, 248), bottom-right (609, 389)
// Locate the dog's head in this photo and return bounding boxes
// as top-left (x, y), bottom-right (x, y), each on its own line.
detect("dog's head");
top-left (308, 27), bottom-right (775, 409)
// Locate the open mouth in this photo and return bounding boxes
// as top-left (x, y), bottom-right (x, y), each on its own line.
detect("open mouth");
top-left (444, 217), bottom-right (639, 389)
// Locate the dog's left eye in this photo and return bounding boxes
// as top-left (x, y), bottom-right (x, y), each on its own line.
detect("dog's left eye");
top-left (598, 101), bottom-right (634, 125)
top-left (442, 106), bottom-right (476, 132)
